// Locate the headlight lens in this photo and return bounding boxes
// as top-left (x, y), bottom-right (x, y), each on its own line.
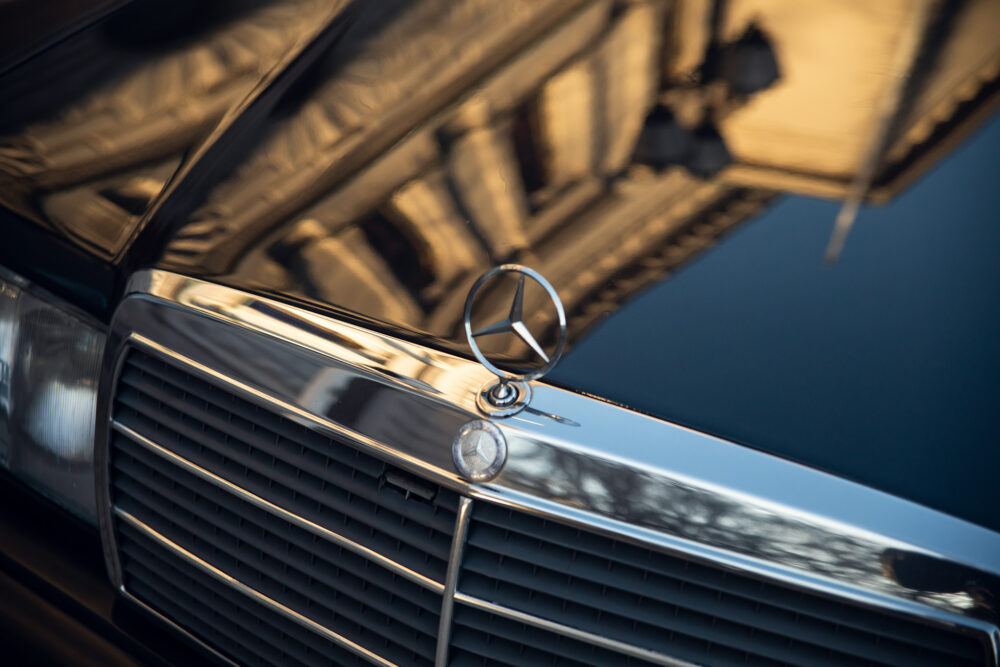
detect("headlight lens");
top-left (0, 267), bottom-right (106, 523)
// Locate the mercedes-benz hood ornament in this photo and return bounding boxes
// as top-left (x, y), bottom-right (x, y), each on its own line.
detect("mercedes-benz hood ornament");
top-left (463, 264), bottom-right (566, 415)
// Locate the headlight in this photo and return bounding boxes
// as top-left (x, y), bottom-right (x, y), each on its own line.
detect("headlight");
top-left (0, 266), bottom-right (106, 523)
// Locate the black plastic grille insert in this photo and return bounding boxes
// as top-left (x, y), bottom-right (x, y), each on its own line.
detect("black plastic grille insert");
top-left (454, 503), bottom-right (988, 667)
top-left (110, 348), bottom-right (459, 667)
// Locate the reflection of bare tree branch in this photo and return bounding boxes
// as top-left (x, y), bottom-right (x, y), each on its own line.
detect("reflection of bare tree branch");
top-left (504, 441), bottom-right (980, 614)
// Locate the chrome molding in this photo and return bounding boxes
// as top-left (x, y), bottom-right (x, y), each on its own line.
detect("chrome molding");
top-left (115, 509), bottom-right (394, 667)
top-left (453, 592), bottom-right (697, 667)
top-left (435, 497), bottom-right (472, 667)
top-left (95, 269), bottom-right (1000, 665)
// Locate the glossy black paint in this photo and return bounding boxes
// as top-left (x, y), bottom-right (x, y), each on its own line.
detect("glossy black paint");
top-left (550, 116), bottom-right (1000, 533)
top-left (0, 0), bottom-right (126, 75)
top-left (0, 206), bottom-right (120, 321)
top-left (2, 0), bottom-right (999, 536)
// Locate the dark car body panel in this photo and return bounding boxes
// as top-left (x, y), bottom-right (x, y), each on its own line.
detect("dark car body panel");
top-left (1, 0), bottom-right (998, 551)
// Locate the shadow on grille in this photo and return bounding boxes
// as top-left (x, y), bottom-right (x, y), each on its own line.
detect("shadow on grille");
top-left (110, 347), bottom-right (458, 666)
top-left (456, 503), bottom-right (988, 667)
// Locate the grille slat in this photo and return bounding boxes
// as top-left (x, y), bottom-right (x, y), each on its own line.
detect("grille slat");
top-left (114, 354), bottom-right (456, 582)
top-left (122, 369), bottom-right (456, 532)
top-left (127, 564), bottom-right (314, 667)
top-left (112, 452), bottom-right (437, 664)
top-left (124, 353), bottom-right (385, 478)
top-left (115, 392), bottom-right (452, 580)
top-left (112, 435), bottom-right (441, 615)
top-left (112, 436), bottom-right (442, 625)
top-left (456, 504), bottom-right (987, 667)
top-left (119, 524), bottom-right (371, 667)
top-left (459, 567), bottom-right (848, 666)
top-left (450, 605), bottom-right (666, 667)
top-left (461, 538), bottom-right (945, 666)
top-left (468, 505), bottom-right (979, 658)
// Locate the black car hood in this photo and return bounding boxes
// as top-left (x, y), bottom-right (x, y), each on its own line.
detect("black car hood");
top-left (2, 0), bottom-right (999, 531)
top-left (177, 114), bottom-right (1000, 535)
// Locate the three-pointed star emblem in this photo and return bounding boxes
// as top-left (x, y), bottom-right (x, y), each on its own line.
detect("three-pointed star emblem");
top-left (463, 264), bottom-right (566, 385)
top-left (470, 274), bottom-right (549, 363)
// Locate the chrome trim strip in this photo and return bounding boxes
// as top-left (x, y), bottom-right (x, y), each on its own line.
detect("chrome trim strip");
top-left (115, 508), bottom-right (395, 667)
top-left (127, 271), bottom-right (494, 423)
top-left (111, 419), bottom-right (445, 594)
top-left (435, 497), bottom-right (473, 667)
top-left (96, 269), bottom-right (999, 660)
top-left (96, 339), bottom-right (133, 592)
top-left (118, 586), bottom-right (240, 667)
top-left (453, 592), bottom-right (698, 667)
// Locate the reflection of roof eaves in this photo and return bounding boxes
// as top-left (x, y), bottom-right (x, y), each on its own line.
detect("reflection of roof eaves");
top-left (720, 75), bottom-right (999, 206)
top-left (720, 163), bottom-right (854, 202)
top-left (563, 187), bottom-right (775, 344)
top-left (871, 65), bottom-right (1000, 204)
top-left (720, 48), bottom-right (1000, 205)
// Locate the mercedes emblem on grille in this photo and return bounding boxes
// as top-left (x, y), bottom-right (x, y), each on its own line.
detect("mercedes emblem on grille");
top-left (463, 264), bottom-right (566, 416)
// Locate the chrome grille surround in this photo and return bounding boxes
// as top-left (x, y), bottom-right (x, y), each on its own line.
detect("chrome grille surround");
top-left (95, 270), bottom-right (1000, 666)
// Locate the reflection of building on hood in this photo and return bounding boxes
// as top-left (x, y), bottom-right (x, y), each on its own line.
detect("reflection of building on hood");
top-left (163, 0), bottom-right (756, 350)
top-left (0, 0), bottom-right (343, 255)
top-left (165, 0), bottom-right (589, 274)
top-left (152, 0), bottom-right (998, 352)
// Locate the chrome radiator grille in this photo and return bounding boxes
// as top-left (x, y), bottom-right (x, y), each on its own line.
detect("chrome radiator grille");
top-left (453, 503), bottom-right (988, 667)
top-left (109, 348), bottom-right (457, 666)
top-left (106, 345), bottom-right (990, 667)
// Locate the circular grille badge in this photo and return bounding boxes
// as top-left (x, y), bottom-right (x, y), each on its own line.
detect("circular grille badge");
top-left (452, 420), bottom-right (507, 482)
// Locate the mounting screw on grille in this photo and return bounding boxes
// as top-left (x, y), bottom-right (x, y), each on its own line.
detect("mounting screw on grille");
top-left (453, 420), bottom-right (507, 482)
